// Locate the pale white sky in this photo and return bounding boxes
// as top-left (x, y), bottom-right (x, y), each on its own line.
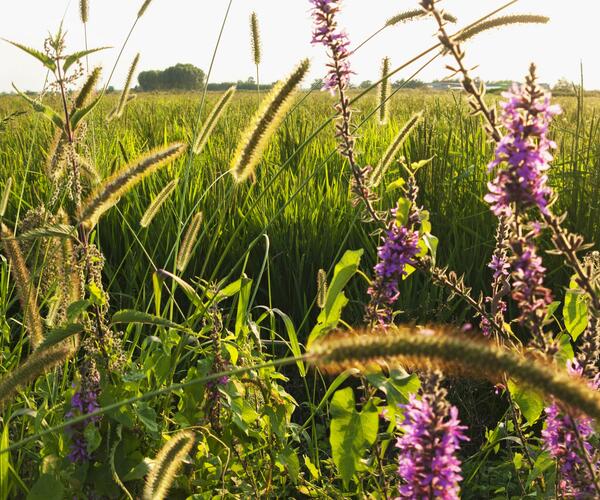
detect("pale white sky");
top-left (1, 0), bottom-right (598, 92)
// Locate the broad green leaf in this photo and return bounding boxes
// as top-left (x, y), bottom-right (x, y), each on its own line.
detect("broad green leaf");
top-left (134, 402), bottom-right (158, 433)
top-left (35, 323), bottom-right (83, 351)
top-left (3, 39), bottom-right (56, 71)
top-left (304, 455), bottom-right (320, 479)
top-left (556, 333), bottom-right (575, 366)
top-left (564, 280), bottom-right (588, 340)
top-left (307, 249), bottom-right (362, 348)
top-left (422, 233), bottom-right (439, 262)
top-left (507, 379), bottom-right (544, 425)
top-left (155, 269), bottom-right (202, 309)
top-left (366, 369), bottom-right (420, 408)
top-left (395, 197), bottom-right (411, 227)
top-left (26, 474), bottom-right (64, 500)
top-left (63, 47), bottom-right (110, 72)
top-left (329, 387), bottom-right (378, 487)
top-left (111, 309), bottom-right (193, 334)
top-left (12, 84), bottom-right (64, 130)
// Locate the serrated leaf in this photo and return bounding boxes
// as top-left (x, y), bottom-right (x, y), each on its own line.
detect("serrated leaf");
top-left (329, 387), bottom-right (378, 487)
top-left (63, 46), bottom-right (110, 72)
top-left (3, 39), bottom-right (56, 71)
top-left (12, 84), bottom-right (64, 130)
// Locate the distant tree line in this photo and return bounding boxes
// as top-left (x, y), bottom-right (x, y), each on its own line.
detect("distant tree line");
top-left (138, 64), bottom-right (205, 91)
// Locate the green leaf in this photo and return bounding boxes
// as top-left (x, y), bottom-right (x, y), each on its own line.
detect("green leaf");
top-left (63, 47), bottom-right (110, 72)
top-left (385, 177), bottom-right (405, 192)
top-left (134, 402), bottom-right (158, 433)
top-left (307, 250), bottom-right (363, 348)
top-left (507, 379), bottom-right (544, 425)
top-left (70, 92), bottom-right (103, 131)
top-left (366, 369), bottom-right (420, 408)
top-left (26, 474), bottom-right (64, 500)
top-left (277, 447), bottom-right (300, 484)
top-left (422, 233), bottom-right (439, 262)
top-left (111, 309), bottom-right (193, 334)
top-left (155, 269), bottom-right (202, 309)
top-left (564, 280), bottom-right (588, 340)
top-left (35, 323), bottom-right (83, 351)
top-left (84, 423), bottom-right (102, 453)
top-left (270, 308), bottom-right (305, 376)
top-left (303, 455), bottom-right (320, 480)
top-left (235, 276), bottom-right (253, 337)
top-left (329, 387), bottom-right (378, 488)
top-left (395, 197), bottom-right (411, 227)
top-left (3, 39), bottom-right (56, 71)
top-left (67, 299), bottom-right (91, 321)
top-left (12, 84), bottom-right (64, 130)
top-left (409, 156), bottom-right (434, 172)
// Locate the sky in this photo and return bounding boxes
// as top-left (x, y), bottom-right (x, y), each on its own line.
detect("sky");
top-left (0, 0), bottom-right (598, 93)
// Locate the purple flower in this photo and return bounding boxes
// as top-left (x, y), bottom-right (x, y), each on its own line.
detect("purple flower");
top-left (542, 361), bottom-right (599, 498)
top-left (484, 80), bottom-right (561, 217)
top-left (396, 394), bottom-right (469, 499)
top-left (66, 388), bottom-right (101, 464)
top-left (366, 221), bottom-right (420, 325)
top-left (510, 233), bottom-right (553, 328)
top-left (310, 0), bottom-right (353, 93)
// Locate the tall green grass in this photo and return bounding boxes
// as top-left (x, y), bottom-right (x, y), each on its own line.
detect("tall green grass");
top-left (1, 90), bottom-right (598, 330)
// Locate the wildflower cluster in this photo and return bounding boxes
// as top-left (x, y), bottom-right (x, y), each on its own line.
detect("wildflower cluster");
top-left (396, 393), bottom-right (468, 498)
top-left (310, 0), bottom-right (353, 93)
top-left (366, 218), bottom-right (419, 326)
top-left (66, 387), bottom-right (100, 463)
top-left (542, 361), bottom-right (600, 498)
top-left (485, 68), bottom-right (562, 217)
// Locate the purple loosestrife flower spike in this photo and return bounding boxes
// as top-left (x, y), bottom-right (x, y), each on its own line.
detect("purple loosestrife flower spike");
top-left (310, 0), bottom-right (354, 93)
top-left (396, 394), bottom-right (469, 499)
top-left (542, 360), bottom-right (600, 498)
top-left (366, 217), bottom-right (419, 326)
top-left (485, 74), bottom-right (561, 217)
top-left (66, 388), bottom-right (101, 463)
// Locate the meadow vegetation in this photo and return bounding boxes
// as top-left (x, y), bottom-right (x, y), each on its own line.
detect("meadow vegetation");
top-left (1, 0), bottom-right (600, 498)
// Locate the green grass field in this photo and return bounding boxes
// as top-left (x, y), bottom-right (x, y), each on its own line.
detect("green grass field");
top-left (2, 90), bottom-right (598, 329)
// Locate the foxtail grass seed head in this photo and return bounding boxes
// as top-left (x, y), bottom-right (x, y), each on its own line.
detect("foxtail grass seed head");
top-left (385, 9), bottom-right (456, 27)
top-left (1, 223), bottom-right (44, 349)
top-left (110, 53), bottom-right (139, 120)
top-left (378, 57), bottom-right (390, 125)
top-left (137, 0), bottom-right (153, 18)
top-left (0, 177), bottom-right (11, 217)
top-left (80, 0), bottom-right (89, 23)
top-left (455, 15), bottom-right (549, 44)
top-left (231, 58), bottom-right (309, 182)
top-left (74, 66), bottom-right (102, 110)
top-left (144, 430), bottom-right (195, 500)
top-left (250, 12), bottom-right (261, 66)
top-left (370, 111), bottom-right (423, 187)
top-left (140, 178), bottom-right (179, 228)
top-left (0, 343), bottom-right (74, 407)
top-left (309, 327), bottom-right (600, 421)
top-left (79, 142), bottom-right (186, 228)
top-left (176, 212), bottom-right (203, 272)
top-left (193, 85), bottom-right (236, 155)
